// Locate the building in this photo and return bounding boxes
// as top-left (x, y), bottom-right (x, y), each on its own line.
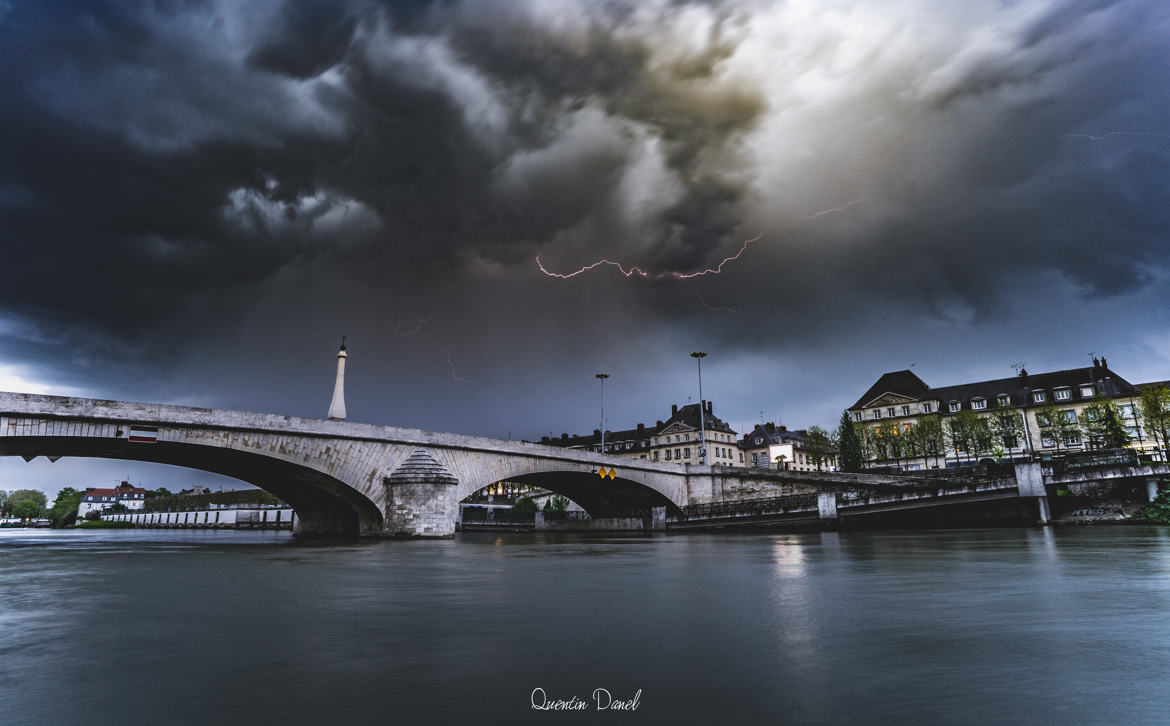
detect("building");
top-left (848, 357), bottom-right (1160, 469)
top-left (77, 481), bottom-right (147, 518)
top-left (541, 400), bottom-right (740, 466)
top-left (739, 423), bottom-right (838, 472)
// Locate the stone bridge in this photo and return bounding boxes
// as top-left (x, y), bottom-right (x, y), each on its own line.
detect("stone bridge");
top-left (4, 392), bottom-right (1165, 537)
top-left (0, 392), bottom-right (914, 537)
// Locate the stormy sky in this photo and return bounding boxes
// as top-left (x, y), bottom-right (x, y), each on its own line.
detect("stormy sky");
top-left (1, 0), bottom-right (1169, 494)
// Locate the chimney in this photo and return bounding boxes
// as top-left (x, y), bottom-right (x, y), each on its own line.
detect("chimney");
top-left (1019, 367), bottom-right (1029, 384)
top-left (593, 428), bottom-right (601, 439)
top-left (671, 404), bottom-right (678, 416)
top-left (705, 400), bottom-right (712, 415)
top-left (637, 423), bottom-right (645, 433)
top-left (656, 420), bottom-right (663, 427)
top-left (1101, 356), bottom-right (1109, 369)
top-left (1093, 357), bottom-right (1101, 368)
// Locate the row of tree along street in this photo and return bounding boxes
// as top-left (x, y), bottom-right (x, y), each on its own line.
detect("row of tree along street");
top-left (835, 385), bottom-right (1170, 472)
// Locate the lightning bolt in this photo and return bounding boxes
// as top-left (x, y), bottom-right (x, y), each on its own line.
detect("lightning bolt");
top-left (424, 335), bottom-right (473, 385)
top-left (1065, 132), bottom-right (1169, 141)
top-left (394, 316), bottom-right (430, 336)
top-left (804, 197), bottom-right (864, 219)
top-left (684, 290), bottom-right (752, 317)
top-left (536, 234), bottom-right (763, 280)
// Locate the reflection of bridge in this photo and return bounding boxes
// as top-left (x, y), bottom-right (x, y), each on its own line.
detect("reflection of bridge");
top-left (2, 392), bottom-right (1166, 537)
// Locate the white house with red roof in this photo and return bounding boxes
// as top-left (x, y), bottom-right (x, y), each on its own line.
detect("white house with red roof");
top-left (77, 482), bottom-right (147, 519)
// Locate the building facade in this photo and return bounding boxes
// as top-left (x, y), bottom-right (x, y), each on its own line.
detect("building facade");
top-left (739, 423), bottom-right (838, 472)
top-left (541, 400), bottom-right (741, 466)
top-left (849, 358), bottom-right (1161, 469)
top-left (77, 482), bottom-right (147, 518)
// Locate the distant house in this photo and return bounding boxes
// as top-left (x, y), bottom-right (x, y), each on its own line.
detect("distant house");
top-left (178, 486), bottom-right (212, 496)
top-left (739, 423), bottom-right (838, 472)
top-left (77, 482), bottom-right (147, 518)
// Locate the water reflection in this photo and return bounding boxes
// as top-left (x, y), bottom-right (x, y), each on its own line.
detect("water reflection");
top-left (1, 527), bottom-right (1169, 725)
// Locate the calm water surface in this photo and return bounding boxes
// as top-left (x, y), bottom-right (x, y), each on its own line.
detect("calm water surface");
top-left (2, 527), bottom-right (1170, 725)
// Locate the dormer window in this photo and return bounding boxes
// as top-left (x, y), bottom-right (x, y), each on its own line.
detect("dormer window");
top-left (997, 395), bottom-right (1010, 406)
top-left (1033, 392), bottom-right (1046, 403)
top-left (1055, 388), bottom-right (1071, 401)
top-left (948, 402), bottom-right (960, 413)
top-left (1080, 385), bottom-right (1095, 398)
top-left (972, 399), bottom-right (987, 410)
top-left (754, 437), bottom-right (762, 445)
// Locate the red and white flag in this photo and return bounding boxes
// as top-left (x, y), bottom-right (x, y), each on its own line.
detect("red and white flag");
top-left (128, 426), bottom-right (158, 443)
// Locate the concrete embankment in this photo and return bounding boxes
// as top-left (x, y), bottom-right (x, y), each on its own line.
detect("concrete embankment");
top-left (101, 508), bottom-right (296, 530)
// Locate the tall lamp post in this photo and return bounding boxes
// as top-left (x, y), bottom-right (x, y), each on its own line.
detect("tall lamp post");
top-left (691, 352), bottom-right (707, 465)
top-left (595, 373), bottom-right (610, 454)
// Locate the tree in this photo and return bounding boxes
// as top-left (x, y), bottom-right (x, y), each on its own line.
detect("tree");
top-left (543, 494), bottom-right (569, 512)
top-left (947, 410), bottom-right (979, 464)
top-left (804, 426), bottom-right (835, 471)
top-left (1139, 386), bottom-right (1170, 461)
top-left (989, 400), bottom-right (1023, 452)
top-left (969, 416), bottom-right (995, 461)
top-left (7, 489), bottom-right (46, 519)
top-left (837, 411), bottom-right (864, 473)
top-left (512, 496), bottom-right (539, 514)
top-left (48, 487), bottom-right (83, 527)
top-left (1035, 401), bottom-right (1078, 453)
top-left (914, 415), bottom-right (947, 469)
top-left (0, 489), bottom-right (7, 515)
top-left (1081, 397), bottom-right (1130, 450)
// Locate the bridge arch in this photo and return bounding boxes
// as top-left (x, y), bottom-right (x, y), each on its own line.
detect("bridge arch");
top-left (0, 435), bottom-right (384, 537)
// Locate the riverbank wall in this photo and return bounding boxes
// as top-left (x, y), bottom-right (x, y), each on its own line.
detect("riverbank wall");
top-left (100, 508), bottom-right (296, 530)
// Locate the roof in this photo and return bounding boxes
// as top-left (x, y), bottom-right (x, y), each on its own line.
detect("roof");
top-left (540, 400), bottom-right (736, 450)
top-left (738, 423), bottom-right (806, 448)
top-left (850, 370), bottom-right (932, 409)
top-left (1137, 380), bottom-right (1170, 392)
top-left (83, 486), bottom-right (146, 497)
top-left (852, 362), bottom-right (1140, 413)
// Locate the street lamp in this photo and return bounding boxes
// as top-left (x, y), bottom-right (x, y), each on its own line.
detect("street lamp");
top-left (691, 352), bottom-right (707, 465)
top-left (595, 373), bottom-right (610, 454)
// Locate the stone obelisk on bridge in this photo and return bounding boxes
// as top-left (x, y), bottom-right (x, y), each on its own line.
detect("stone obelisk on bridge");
top-left (327, 336), bottom-right (347, 421)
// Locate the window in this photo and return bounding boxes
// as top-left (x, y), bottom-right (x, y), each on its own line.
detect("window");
top-left (901, 406), bottom-right (910, 416)
top-left (923, 403), bottom-right (933, 414)
top-left (904, 424), bottom-right (912, 433)
top-left (949, 402), bottom-right (960, 413)
top-left (972, 399), bottom-right (987, 410)
top-left (665, 450), bottom-right (671, 460)
top-left (873, 410), bottom-right (882, 419)
top-left (653, 452), bottom-right (659, 461)
top-left (1033, 392), bottom-right (1046, 403)
top-left (1055, 388), bottom-right (1071, 401)
top-left (997, 395), bottom-right (1010, 406)
top-left (1065, 434), bottom-right (1081, 446)
top-left (1081, 385), bottom-right (1095, 398)
top-left (887, 407), bottom-right (896, 417)
top-left (853, 412), bottom-right (862, 422)
top-left (1041, 435), bottom-right (1055, 448)
top-left (754, 437), bottom-right (762, 445)
top-left (1061, 410), bottom-right (1077, 424)
top-left (675, 448), bottom-right (681, 459)
top-left (684, 448), bottom-right (690, 458)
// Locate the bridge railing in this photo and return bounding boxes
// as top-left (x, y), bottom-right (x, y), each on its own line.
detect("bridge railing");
top-left (673, 494), bottom-right (818, 522)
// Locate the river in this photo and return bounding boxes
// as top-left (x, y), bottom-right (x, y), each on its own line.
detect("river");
top-left (2, 527), bottom-right (1169, 724)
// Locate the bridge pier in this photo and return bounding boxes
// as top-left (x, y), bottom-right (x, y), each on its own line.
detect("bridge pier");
top-left (1014, 462), bottom-right (1051, 525)
top-left (817, 491), bottom-right (838, 521)
top-left (384, 450), bottom-right (459, 538)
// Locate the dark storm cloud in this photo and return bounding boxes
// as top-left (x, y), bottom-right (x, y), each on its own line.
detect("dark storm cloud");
top-left (1, 0), bottom-right (1168, 444)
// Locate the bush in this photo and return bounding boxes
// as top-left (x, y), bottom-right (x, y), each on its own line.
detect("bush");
top-left (512, 497), bottom-right (539, 514)
top-left (1133, 487), bottom-right (1170, 524)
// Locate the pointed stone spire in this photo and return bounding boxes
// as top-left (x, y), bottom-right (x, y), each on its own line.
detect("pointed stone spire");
top-left (327, 336), bottom-right (347, 421)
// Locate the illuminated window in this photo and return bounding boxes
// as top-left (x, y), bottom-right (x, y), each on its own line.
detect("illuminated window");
top-left (1080, 385), bottom-right (1095, 398)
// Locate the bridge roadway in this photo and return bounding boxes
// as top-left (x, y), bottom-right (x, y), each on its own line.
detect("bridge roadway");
top-left (2, 392), bottom-right (1166, 536)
